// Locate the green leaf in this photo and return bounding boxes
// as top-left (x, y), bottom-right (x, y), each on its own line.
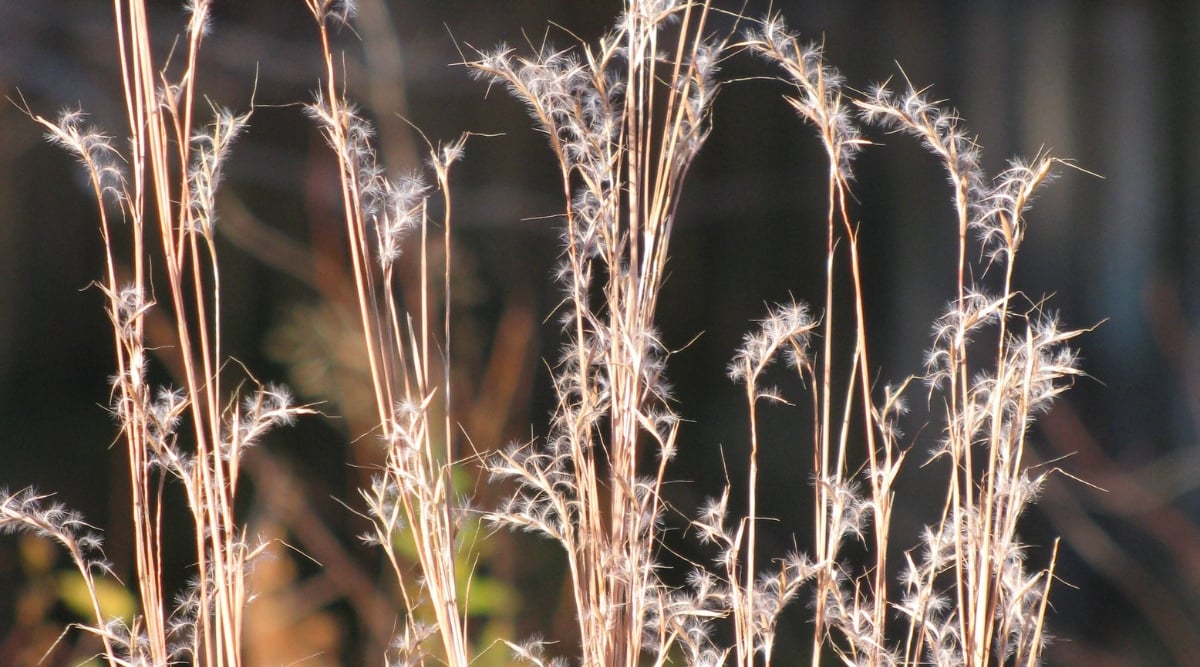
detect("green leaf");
top-left (57, 571), bottom-right (137, 622)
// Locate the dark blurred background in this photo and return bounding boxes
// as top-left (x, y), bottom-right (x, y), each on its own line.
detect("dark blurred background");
top-left (2, 1), bottom-right (1198, 665)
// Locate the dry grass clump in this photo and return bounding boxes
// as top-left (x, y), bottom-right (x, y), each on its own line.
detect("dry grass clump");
top-left (22, 1), bottom-right (313, 664)
top-left (10, 1), bottom-right (1083, 666)
top-left (470, 6), bottom-right (1083, 666)
top-left (304, 2), bottom-right (471, 664)
top-left (467, 2), bottom-right (734, 664)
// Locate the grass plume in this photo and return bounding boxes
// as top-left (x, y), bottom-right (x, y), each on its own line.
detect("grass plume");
top-left (16, 2), bottom-right (1083, 666)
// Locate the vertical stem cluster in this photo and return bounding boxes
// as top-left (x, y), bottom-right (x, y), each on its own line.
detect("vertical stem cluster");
top-left (473, 2), bottom-right (722, 665)
top-left (747, 14), bottom-right (1081, 667)
top-left (112, 2), bottom-right (251, 661)
top-left (35, 2), bottom-right (308, 665)
top-left (305, 2), bottom-right (470, 665)
top-left (858, 82), bottom-right (1079, 667)
top-left (742, 18), bottom-right (884, 666)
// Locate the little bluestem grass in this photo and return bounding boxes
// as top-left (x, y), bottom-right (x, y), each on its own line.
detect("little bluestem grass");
top-left (14, 1), bottom-right (1084, 666)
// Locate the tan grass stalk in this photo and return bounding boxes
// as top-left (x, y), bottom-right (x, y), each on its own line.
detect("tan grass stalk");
top-left (743, 13), bottom-right (1084, 667)
top-left (470, 1), bottom-right (730, 665)
top-left (304, 3), bottom-right (472, 665)
top-left (30, 1), bottom-right (311, 665)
